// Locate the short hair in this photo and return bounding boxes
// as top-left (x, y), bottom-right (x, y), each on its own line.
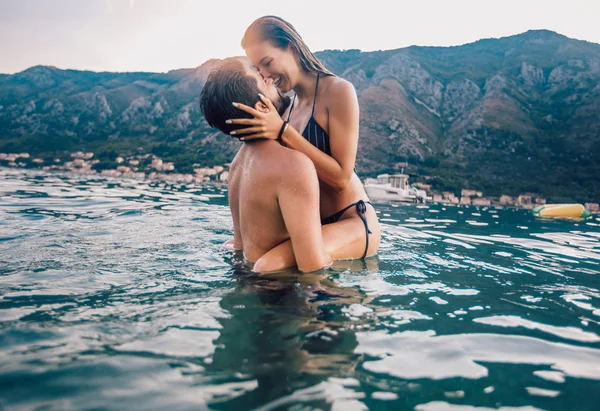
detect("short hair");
top-left (199, 58), bottom-right (260, 134)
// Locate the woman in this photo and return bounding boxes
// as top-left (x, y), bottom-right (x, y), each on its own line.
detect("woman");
top-left (228, 16), bottom-right (380, 272)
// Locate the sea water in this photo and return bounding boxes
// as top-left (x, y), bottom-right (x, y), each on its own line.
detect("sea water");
top-left (1, 168), bottom-right (599, 410)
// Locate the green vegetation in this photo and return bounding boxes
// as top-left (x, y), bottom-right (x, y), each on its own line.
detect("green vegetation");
top-left (1, 31), bottom-right (599, 203)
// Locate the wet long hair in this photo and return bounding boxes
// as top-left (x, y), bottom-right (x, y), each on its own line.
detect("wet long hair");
top-left (241, 16), bottom-right (334, 77)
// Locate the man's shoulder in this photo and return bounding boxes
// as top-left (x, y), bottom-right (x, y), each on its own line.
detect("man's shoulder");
top-left (229, 146), bottom-right (245, 169)
top-left (273, 149), bottom-right (316, 190)
top-left (274, 146), bottom-right (314, 172)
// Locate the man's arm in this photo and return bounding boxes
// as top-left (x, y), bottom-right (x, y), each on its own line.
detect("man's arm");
top-left (226, 164), bottom-right (243, 250)
top-left (277, 153), bottom-right (332, 272)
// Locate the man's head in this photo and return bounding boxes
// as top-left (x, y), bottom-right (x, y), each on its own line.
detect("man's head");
top-left (200, 58), bottom-right (291, 135)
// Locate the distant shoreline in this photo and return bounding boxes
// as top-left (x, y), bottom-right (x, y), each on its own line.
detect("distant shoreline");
top-left (3, 166), bottom-right (597, 216)
top-left (0, 165), bottom-right (227, 186)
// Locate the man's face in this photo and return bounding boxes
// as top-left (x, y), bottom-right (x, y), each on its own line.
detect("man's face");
top-left (244, 65), bottom-right (290, 116)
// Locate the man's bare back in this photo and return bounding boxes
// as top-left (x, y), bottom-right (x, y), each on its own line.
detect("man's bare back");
top-left (228, 140), bottom-right (331, 272)
top-left (199, 58), bottom-right (331, 273)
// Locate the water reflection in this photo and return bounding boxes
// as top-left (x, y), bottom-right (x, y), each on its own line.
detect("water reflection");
top-left (2, 169), bottom-right (600, 410)
top-left (204, 255), bottom-right (380, 409)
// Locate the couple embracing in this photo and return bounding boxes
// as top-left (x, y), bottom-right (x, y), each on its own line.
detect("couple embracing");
top-left (200, 16), bottom-right (380, 273)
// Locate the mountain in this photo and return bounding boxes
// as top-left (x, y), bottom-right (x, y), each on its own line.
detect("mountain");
top-left (318, 30), bottom-right (600, 201)
top-left (0, 61), bottom-right (241, 172)
top-left (1, 30), bottom-right (599, 201)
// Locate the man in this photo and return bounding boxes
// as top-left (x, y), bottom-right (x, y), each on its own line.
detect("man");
top-left (200, 58), bottom-right (332, 273)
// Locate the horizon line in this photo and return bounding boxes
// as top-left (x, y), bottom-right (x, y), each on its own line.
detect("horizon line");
top-left (2, 28), bottom-right (597, 76)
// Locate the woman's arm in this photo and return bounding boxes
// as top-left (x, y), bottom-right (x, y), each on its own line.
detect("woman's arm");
top-left (229, 80), bottom-right (360, 192)
top-left (281, 80), bottom-right (359, 191)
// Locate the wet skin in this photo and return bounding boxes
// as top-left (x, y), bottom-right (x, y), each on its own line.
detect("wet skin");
top-left (229, 41), bottom-right (381, 271)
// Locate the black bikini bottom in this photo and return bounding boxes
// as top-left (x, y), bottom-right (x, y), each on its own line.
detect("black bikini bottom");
top-left (321, 200), bottom-right (373, 258)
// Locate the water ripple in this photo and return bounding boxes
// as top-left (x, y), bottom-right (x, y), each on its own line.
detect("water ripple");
top-left (1, 168), bottom-right (600, 410)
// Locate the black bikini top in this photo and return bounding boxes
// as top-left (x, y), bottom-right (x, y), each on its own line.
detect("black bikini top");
top-left (286, 74), bottom-right (331, 155)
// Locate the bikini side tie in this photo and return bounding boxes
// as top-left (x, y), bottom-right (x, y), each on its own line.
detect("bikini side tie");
top-left (356, 200), bottom-right (372, 258)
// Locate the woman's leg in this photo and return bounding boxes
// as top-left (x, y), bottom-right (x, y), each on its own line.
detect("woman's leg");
top-left (253, 207), bottom-right (380, 273)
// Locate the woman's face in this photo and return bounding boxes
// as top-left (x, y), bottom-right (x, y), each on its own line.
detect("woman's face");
top-left (245, 41), bottom-right (299, 93)
top-left (244, 65), bottom-right (290, 115)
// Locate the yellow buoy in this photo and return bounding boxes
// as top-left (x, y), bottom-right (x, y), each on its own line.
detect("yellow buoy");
top-left (532, 204), bottom-right (591, 219)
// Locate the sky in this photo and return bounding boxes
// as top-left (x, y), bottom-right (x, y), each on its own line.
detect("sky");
top-left (0, 0), bottom-right (599, 74)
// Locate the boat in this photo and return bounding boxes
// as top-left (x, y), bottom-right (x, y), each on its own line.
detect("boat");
top-left (363, 174), bottom-right (426, 203)
top-left (532, 204), bottom-right (591, 219)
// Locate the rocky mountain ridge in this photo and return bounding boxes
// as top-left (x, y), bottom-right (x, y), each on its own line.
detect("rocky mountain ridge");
top-left (1, 30), bottom-right (599, 201)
